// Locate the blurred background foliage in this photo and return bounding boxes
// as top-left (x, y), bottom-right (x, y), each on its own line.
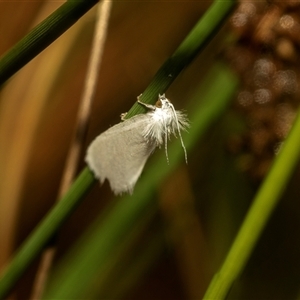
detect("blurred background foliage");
top-left (1, 0), bottom-right (300, 299)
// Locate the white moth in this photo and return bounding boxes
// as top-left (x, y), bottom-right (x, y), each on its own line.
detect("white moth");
top-left (85, 94), bottom-right (189, 195)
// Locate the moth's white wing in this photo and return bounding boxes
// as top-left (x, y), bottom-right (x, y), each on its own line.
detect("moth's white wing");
top-left (85, 114), bottom-right (156, 195)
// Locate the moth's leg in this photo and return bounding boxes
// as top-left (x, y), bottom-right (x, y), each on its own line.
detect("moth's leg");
top-left (137, 94), bottom-right (156, 111)
top-left (120, 112), bottom-right (127, 121)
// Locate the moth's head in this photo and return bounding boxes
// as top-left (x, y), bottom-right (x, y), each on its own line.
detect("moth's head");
top-left (156, 93), bottom-right (172, 109)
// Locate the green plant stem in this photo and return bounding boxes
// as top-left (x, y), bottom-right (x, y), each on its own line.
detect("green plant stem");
top-left (203, 104), bottom-right (300, 299)
top-left (0, 0), bottom-right (236, 297)
top-left (0, 168), bottom-right (95, 298)
top-left (126, 0), bottom-right (236, 118)
top-left (0, 0), bottom-right (98, 85)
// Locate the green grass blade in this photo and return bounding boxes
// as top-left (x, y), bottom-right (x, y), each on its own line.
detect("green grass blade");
top-left (0, 0), bottom-right (98, 85)
top-left (0, 0), bottom-right (236, 296)
top-left (43, 64), bottom-right (239, 299)
top-left (103, 233), bottom-right (165, 299)
top-left (126, 0), bottom-right (236, 118)
top-left (203, 97), bottom-right (300, 299)
top-left (0, 168), bottom-right (95, 298)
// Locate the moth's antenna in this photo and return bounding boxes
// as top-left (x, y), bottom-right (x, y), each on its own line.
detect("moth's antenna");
top-left (163, 107), bottom-right (170, 165)
top-left (170, 103), bottom-right (188, 163)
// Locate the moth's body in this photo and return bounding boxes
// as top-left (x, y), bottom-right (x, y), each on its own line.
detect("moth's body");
top-left (85, 94), bottom-right (189, 195)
